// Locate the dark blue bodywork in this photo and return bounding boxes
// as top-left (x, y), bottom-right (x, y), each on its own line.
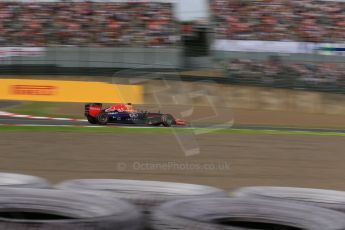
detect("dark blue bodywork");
top-left (106, 111), bottom-right (161, 124)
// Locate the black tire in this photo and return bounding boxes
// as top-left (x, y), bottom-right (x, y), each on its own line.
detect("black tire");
top-left (0, 188), bottom-right (142, 230)
top-left (161, 114), bottom-right (174, 127)
top-left (150, 197), bottom-right (345, 230)
top-left (56, 179), bottom-right (228, 210)
top-left (86, 115), bottom-right (98, 125)
top-left (97, 111), bottom-right (108, 125)
top-left (0, 172), bottom-right (50, 188)
top-left (233, 186), bottom-right (345, 213)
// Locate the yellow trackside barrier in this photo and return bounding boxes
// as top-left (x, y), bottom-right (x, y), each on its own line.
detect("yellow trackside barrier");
top-left (0, 79), bottom-right (143, 103)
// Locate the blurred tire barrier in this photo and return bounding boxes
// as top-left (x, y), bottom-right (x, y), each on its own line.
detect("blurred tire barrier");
top-left (150, 197), bottom-right (345, 230)
top-left (56, 179), bottom-right (228, 210)
top-left (0, 172), bottom-right (50, 188)
top-left (0, 188), bottom-right (142, 230)
top-left (233, 186), bottom-right (345, 213)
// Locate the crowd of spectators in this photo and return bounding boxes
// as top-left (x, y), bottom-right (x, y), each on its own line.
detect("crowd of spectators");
top-left (0, 1), bottom-right (178, 47)
top-left (226, 57), bottom-right (345, 92)
top-left (211, 0), bottom-right (345, 42)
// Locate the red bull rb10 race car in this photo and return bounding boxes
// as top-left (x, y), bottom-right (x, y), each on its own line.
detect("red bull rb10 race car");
top-left (85, 103), bottom-right (186, 127)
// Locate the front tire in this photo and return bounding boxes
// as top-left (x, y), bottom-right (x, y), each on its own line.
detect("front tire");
top-left (161, 114), bottom-right (174, 127)
top-left (97, 112), bottom-right (108, 125)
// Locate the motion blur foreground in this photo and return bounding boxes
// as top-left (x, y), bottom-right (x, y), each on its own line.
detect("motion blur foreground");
top-left (0, 0), bottom-right (345, 230)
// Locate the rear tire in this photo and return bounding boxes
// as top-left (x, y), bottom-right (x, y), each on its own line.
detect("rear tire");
top-left (97, 112), bottom-right (108, 125)
top-left (87, 116), bottom-right (98, 125)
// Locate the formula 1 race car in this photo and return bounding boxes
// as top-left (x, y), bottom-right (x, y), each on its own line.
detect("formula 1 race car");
top-left (85, 103), bottom-right (186, 127)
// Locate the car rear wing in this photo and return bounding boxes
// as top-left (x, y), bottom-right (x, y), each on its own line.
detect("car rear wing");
top-left (85, 103), bottom-right (102, 118)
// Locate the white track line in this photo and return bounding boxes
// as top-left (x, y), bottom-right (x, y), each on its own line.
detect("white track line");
top-left (0, 123), bottom-right (160, 129)
top-left (11, 114), bottom-right (31, 118)
top-left (18, 124), bottom-right (103, 128)
top-left (0, 111), bottom-right (13, 116)
top-left (0, 124), bottom-right (344, 135)
top-left (0, 110), bottom-right (87, 122)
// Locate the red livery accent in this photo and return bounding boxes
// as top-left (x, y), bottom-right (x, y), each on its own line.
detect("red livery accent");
top-left (85, 103), bottom-right (102, 118)
top-left (88, 106), bottom-right (102, 117)
top-left (105, 104), bottom-right (128, 113)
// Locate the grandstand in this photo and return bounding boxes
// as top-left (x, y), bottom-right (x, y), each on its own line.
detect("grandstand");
top-left (226, 58), bottom-right (345, 91)
top-left (0, 0), bottom-right (344, 93)
top-left (211, 0), bottom-right (345, 42)
top-left (0, 1), bottom-right (178, 47)
top-left (210, 0), bottom-right (345, 93)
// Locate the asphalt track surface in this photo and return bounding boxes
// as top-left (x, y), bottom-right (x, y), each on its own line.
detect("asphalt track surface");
top-left (1, 115), bottom-right (345, 133)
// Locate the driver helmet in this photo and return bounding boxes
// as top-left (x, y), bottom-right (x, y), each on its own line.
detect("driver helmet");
top-left (126, 103), bottom-right (134, 112)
